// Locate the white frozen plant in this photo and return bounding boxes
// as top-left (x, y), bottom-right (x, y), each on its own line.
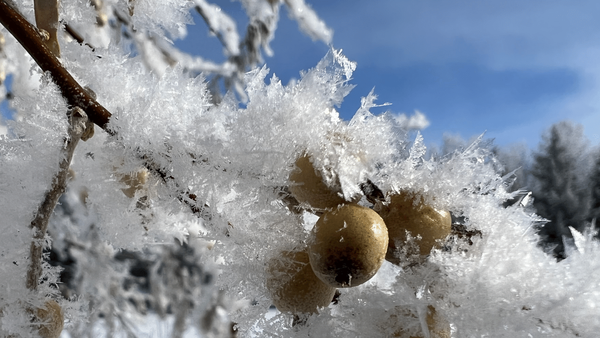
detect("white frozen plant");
top-left (283, 0), bottom-right (333, 43)
top-left (194, 0), bottom-right (240, 56)
top-left (0, 1), bottom-right (599, 338)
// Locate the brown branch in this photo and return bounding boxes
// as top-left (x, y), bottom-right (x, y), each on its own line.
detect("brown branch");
top-left (0, 0), bottom-right (112, 129)
top-left (0, 0), bottom-right (376, 232)
top-left (64, 22), bottom-right (96, 51)
top-left (27, 107), bottom-right (89, 290)
top-left (34, 0), bottom-right (60, 56)
top-left (0, 1), bottom-right (209, 218)
top-left (0, 2), bottom-right (213, 223)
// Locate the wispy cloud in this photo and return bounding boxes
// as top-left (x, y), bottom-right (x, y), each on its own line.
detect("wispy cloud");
top-left (312, 0), bottom-right (600, 147)
top-left (394, 110), bottom-right (430, 130)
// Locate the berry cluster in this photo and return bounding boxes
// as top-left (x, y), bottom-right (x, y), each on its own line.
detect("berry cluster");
top-left (266, 154), bottom-right (452, 336)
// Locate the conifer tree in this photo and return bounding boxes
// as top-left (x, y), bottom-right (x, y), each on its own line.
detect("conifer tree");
top-left (530, 121), bottom-right (590, 258)
top-left (494, 143), bottom-right (530, 193)
top-left (588, 151), bottom-right (600, 227)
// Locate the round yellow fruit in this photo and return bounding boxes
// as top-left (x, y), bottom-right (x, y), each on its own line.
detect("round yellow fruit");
top-left (288, 155), bottom-right (347, 209)
top-left (35, 299), bottom-right (64, 338)
top-left (308, 204), bottom-right (388, 287)
top-left (266, 249), bottom-right (337, 315)
top-left (379, 192), bottom-right (451, 265)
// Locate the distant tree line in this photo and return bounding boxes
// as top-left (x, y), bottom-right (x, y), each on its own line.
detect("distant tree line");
top-left (442, 121), bottom-right (600, 259)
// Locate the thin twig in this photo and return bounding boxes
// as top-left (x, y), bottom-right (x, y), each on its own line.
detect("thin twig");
top-left (0, 2), bottom-right (210, 219)
top-left (63, 22), bottom-right (95, 51)
top-left (194, 4), bottom-right (236, 56)
top-left (0, 0), bottom-right (112, 129)
top-left (0, 0), bottom-right (381, 227)
top-left (27, 107), bottom-right (89, 290)
top-left (34, 0), bottom-right (60, 56)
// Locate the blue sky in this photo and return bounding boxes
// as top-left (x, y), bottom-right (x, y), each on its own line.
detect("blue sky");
top-left (178, 0), bottom-right (600, 149)
top-left (2, 1), bottom-right (597, 149)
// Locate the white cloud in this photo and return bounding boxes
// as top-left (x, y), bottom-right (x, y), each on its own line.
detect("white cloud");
top-left (331, 1), bottom-right (600, 71)
top-left (394, 110), bottom-right (430, 130)
top-left (319, 1), bottom-right (600, 147)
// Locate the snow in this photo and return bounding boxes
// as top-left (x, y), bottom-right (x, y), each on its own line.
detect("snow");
top-left (60, 312), bottom-right (203, 338)
top-left (1, 1), bottom-right (600, 337)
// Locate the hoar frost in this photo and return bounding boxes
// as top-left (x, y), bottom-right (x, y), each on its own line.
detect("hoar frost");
top-left (0, 1), bottom-right (599, 337)
top-left (72, 47), bottom-right (600, 336)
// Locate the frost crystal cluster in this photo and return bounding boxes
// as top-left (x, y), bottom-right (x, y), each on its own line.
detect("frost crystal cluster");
top-left (0, 1), bottom-right (599, 337)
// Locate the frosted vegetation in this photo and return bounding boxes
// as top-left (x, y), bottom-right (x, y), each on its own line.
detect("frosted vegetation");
top-left (0, 1), bottom-right (598, 337)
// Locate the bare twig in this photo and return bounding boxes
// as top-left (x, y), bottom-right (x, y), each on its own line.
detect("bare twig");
top-left (111, 9), bottom-right (177, 69)
top-left (34, 0), bottom-right (60, 56)
top-left (0, 1), bottom-right (212, 220)
top-left (194, 1), bottom-right (239, 57)
top-left (0, 0), bottom-right (358, 228)
top-left (0, 32), bottom-right (6, 85)
top-left (63, 23), bottom-right (95, 51)
top-left (0, 0), bottom-right (112, 129)
top-left (27, 107), bottom-right (89, 290)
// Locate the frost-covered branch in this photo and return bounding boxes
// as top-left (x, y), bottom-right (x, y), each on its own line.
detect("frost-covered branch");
top-left (0, 0), bottom-right (112, 129)
top-left (27, 107), bottom-right (90, 291)
top-left (112, 7), bottom-right (237, 80)
top-left (283, 0), bottom-right (333, 43)
top-left (0, 3), bottom-right (219, 223)
top-left (194, 0), bottom-right (240, 57)
top-left (0, 31), bottom-right (6, 85)
top-left (0, 1), bottom-right (214, 214)
top-left (6, 1), bottom-right (598, 336)
top-left (160, 39), bottom-right (238, 76)
top-left (63, 23), bottom-right (95, 51)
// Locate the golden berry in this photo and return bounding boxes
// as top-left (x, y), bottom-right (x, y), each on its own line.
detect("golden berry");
top-left (266, 249), bottom-right (337, 314)
top-left (288, 155), bottom-right (347, 209)
top-left (379, 192), bottom-right (451, 265)
top-left (309, 204), bottom-right (388, 287)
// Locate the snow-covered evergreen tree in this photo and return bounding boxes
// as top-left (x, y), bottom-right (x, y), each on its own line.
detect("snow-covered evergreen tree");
top-left (494, 143), bottom-right (530, 193)
top-left (530, 121), bottom-right (591, 258)
top-left (587, 150), bottom-right (600, 227)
